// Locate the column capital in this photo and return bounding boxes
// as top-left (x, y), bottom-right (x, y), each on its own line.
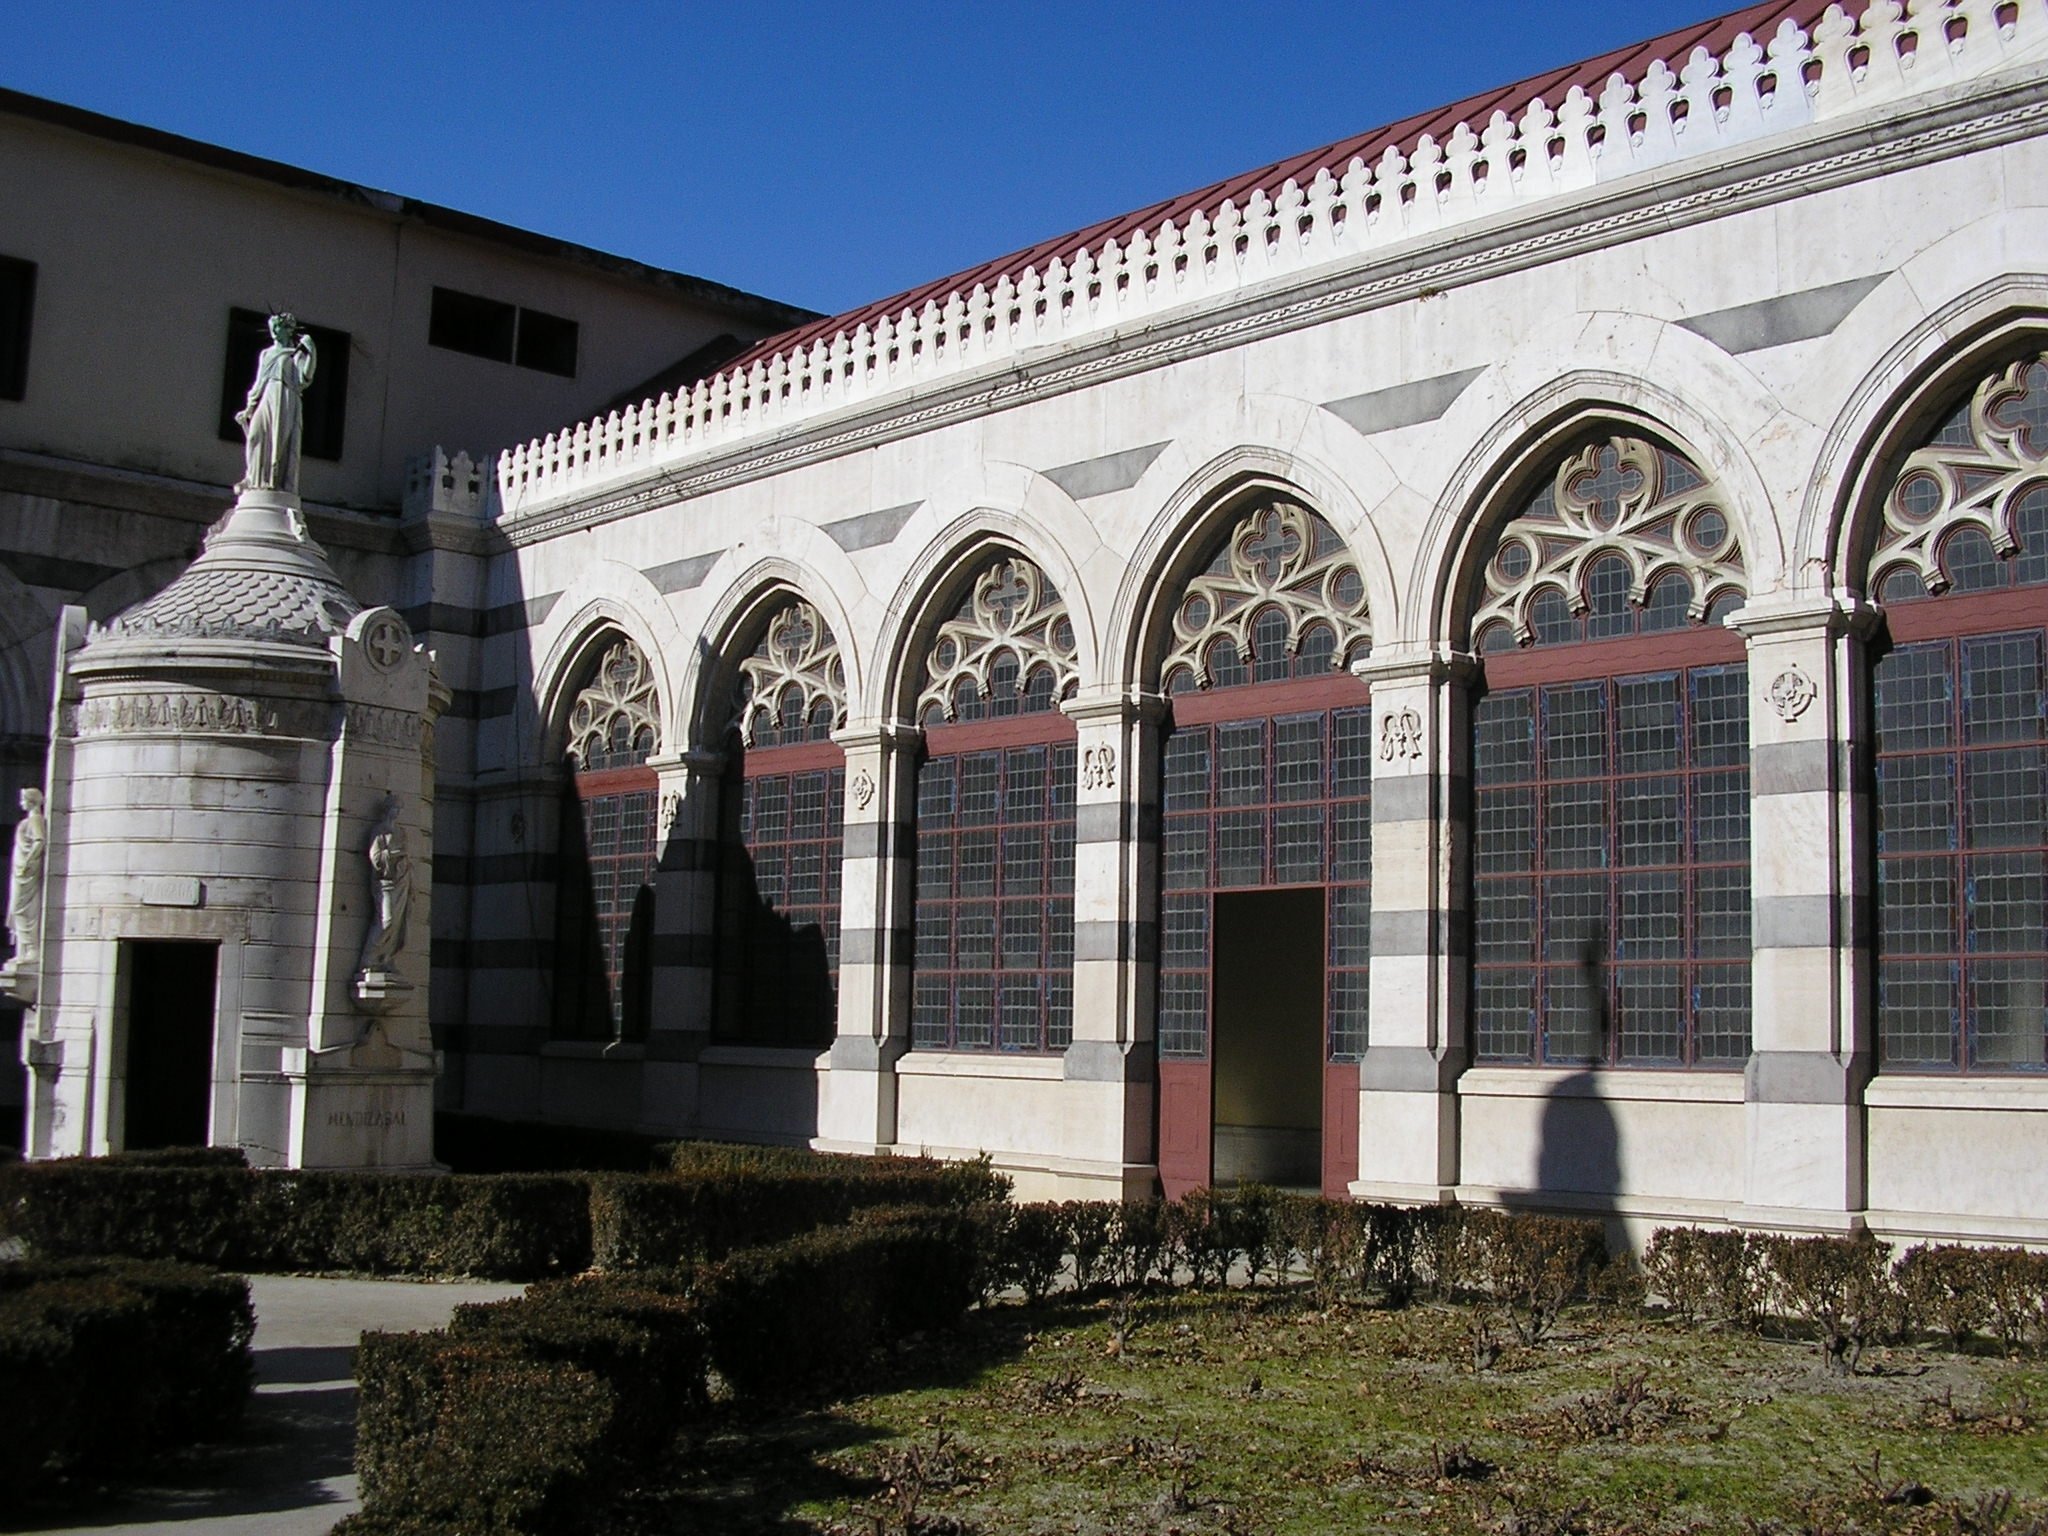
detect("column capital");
top-left (1351, 645), bottom-right (1480, 689)
top-left (831, 720), bottom-right (924, 755)
top-left (1724, 590), bottom-right (1880, 641)
top-left (646, 747), bottom-right (724, 777)
top-left (1060, 688), bottom-right (1167, 729)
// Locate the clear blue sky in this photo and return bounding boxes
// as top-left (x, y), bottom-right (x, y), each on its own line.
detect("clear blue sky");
top-left (10, 1), bottom-right (1732, 318)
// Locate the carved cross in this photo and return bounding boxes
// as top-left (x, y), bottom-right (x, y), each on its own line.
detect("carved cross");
top-left (772, 605), bottom-right (815, 660)
top-left (983, 564), bottom-right (1031, 627)
top-left (1573, 448), bottom-right (1645, 526)
top-left (1243, 511), bottom-right (1302, 583)
top-left (364, 617), bottom-right (407, 670)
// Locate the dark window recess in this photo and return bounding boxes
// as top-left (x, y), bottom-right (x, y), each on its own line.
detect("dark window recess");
top-left (429, 287), bottom-right (516, 362)
top-left (0, 255), bottom-right (34, 402)
top-left (515, 306), bottom-right (579, 377)
top-left (217, 308), bottom-right (349, 462)
top-left (716, 761), bottom-right (844, 1046)
top-left (430, 286), bottom-right (578, 377)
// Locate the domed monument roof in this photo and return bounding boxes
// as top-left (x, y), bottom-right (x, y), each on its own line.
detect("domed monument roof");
top-left (95, 492), bottom-right (362, 650)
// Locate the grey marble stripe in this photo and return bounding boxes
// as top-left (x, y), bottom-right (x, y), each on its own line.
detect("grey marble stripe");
top-left (1075, 920), bottom-right (1158, 963)
top-left (824, 501), bottom-right (921, 552)
top-left (1043, 442), bottom-right (1171, 500)
top-left (1679, 274), bottom-right (1887, 355)
top-left (1322, 366), bottom-right (1483, 436)
top-left (644, 550), bottom-right (724, 594)
top-left (843, 819), bottom-right (914, 860)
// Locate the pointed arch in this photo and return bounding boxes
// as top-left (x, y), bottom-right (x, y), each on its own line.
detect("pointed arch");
top-left (871, 504), bottom-right (1094, 727)
top-left (530, 562), bottom-right (681, 761)
top-left (681, 552), bottom-right (861, 751)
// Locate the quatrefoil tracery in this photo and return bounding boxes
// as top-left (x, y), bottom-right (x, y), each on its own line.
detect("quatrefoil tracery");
top-left (565, 637), bottom-right (661, 770)
top-left (733, 597), bottom-right (847, 746)
top-left (1160, 500), bottom-right (1371, 691)
top-left (1870, 354), bottom-right (2048, 600)
top-left (1472, 436), bottom-right (1747, 650)
top-left (916, 557), bottom-right (1079, 724)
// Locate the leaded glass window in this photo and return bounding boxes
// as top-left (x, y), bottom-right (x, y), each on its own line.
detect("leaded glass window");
top-left (556, 635), bottom-right (661, 1040)
top-left (911, 554), bottom-right (1080, 1052)
top-left (1469, 434), bottom-right (1751, 1067)
top-left (716, 596), bottom-right (847, 1045)
top-left (1869, 353), bottom-right (2048, 1073)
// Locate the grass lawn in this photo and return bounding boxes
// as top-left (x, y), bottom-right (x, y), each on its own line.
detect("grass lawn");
top-left (629, 1286), bottom-right (2048, 1535)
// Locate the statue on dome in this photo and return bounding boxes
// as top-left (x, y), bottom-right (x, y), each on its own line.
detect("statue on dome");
top-left (235, 312), bottom-right (317, 495)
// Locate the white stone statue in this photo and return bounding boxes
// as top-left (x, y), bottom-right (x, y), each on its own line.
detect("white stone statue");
top-left (235, 313), bottom-right (317, 494)
top-left (6, 787), bottom-right (45, 967)
top-left (359, 799), bottom-right (411, 975)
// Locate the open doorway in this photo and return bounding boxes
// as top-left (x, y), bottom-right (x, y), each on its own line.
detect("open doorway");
top-left (120, 939), bottom-right (219, 1151)
top-left (1211, 888), bottom-right (1323, 1189)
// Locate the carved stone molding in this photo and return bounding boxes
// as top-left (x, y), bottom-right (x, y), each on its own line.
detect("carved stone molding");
top-left (1767, 668), bottom-right (1818, 721)
top-left (345, 703), bottom-right (424, 749)
top-left (850, 769), bottom-right (876, 810)
top-left (1378, 706), bottom-right (1424, 760)
top-left (916, 557), bottom-right (1078, 724)
top-left (63, 691), bottom-right (332, 741)
top-left (1080, 744), bottom-right (1117, 791)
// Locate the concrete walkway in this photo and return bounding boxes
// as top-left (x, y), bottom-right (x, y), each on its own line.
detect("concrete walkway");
top-left (12, 1273), bottom-right (524, 1536)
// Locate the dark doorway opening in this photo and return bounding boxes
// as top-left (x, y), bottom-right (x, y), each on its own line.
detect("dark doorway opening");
top-left (1211, 887), bottom-right (1324, 1189)
top-left (121, 940), bottom-right (218, 1151)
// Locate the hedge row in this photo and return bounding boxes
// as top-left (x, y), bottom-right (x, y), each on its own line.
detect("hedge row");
top-left (342, 1206), bottom-right (983, 1536)
top-left (1645, 1226), bottom-right (2048, 1372)
top-left (0, 1152), bottom-right (1008, 1279)
top-left (981, 1190), bottom-right (1613, 1323)
top-left (0, 1258), bottom-right (254, 1492)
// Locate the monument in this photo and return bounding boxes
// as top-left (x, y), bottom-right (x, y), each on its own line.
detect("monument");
top-left (18, 315), bottom-right (447, 1166)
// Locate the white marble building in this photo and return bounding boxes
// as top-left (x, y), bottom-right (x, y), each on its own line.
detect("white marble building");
top-left (14, 1), bottom-right (2048, 1236)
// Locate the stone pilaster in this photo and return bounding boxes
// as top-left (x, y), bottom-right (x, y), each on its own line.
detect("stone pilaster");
top-left (816, 723), bottom-right (919, 1152)
top-left (1729, 593), bottom-right (1874, 1231)
top-left (1055, 690), bottom-right (1164, 1193)
top-left (1351, 648), bottom-right (1475, 1203)
top-left (639, 747), bottom-right (723, 1127)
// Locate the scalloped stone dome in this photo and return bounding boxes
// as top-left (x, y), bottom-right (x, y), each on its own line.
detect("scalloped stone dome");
top-left (96, 493), bottom-right (362, 650)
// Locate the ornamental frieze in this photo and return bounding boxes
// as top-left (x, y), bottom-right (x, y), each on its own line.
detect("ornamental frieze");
top-left (62, 692), bottom-right (334, 741)
top-left (345, 703), bottom-right (426, 749)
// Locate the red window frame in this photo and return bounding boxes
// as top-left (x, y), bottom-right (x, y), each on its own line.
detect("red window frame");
top-left (1471, 625), bottom-right (1752, 1068)
top-left (555, 762), bottom-right (658, 1041)
top-left (714, 735), bottom-right (844, 1047)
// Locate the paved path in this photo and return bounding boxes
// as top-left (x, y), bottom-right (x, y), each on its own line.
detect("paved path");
top-left (12, 1273), bottom-right (523, 1536)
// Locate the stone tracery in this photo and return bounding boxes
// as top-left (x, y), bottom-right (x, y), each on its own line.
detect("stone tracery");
top-left (1868, 353), bottom-right (2048, 601)
top-left (1159, 499), bottom-right (1371, 691)
top-left (733, 598), bottom-right (847, 746)
top-left (915, 556), bottom-right (1078, 724)
top-left (1472, 435), bottom-right (1746, 651)
top-left (565, 636), bottom-right (661, 770)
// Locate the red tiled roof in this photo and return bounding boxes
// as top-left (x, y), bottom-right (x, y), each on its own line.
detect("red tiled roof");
top-left (725, 0), bottom-right (1860, 375)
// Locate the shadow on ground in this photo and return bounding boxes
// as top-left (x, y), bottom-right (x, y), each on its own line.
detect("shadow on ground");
top-left (3, 1342), bottom-right (360, 1535)
top-left (619, 1298), bottom-right (1059, 1534)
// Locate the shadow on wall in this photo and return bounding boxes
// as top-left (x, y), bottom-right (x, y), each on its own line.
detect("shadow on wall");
top-left (1510, 929), bottom-right (1622, 1246)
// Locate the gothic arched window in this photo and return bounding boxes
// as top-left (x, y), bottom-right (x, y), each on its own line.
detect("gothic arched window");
top-left (1469, 435), bottom-right (1752, 1068)
top-left (911, 556), bottom-right (1079, 1052)
top-left (716, 597), bottom-right (847, 1046)
top-left (1866, 353), bottom-right (2048, 1073)
top-left (556, 635), bottom-right (660, 1040)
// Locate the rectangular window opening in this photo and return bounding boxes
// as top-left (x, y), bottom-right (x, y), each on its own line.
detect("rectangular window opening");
top-left (0, 254), bottom-right (35, 402)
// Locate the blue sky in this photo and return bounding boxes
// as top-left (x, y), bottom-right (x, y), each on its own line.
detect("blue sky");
top-left (10, 1), bottom-right (1732, 317)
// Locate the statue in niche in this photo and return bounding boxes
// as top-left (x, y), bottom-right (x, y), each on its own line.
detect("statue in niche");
top-left (235, 312), bottom-right (317, 494)
top-left (5, 788), bottom-right (45, 967)
top-left (359, 798), bottom-right (411, 977)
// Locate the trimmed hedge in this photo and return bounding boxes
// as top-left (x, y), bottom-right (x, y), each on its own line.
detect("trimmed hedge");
top-left (0, 1151), bottom-right (1006, 1279)
top-left (590, 1158), bottom-right (1005, 1269)
top-left (348, 1206), bottom-right (989, 1532)
top-left (0, 1258), bottom-right (254, 1492)
top-left (0, 1165), bottom-right (596, 1278)
top-left (435, 1113), bottom-right (669, 1175)
top-left (698, 1205), bottom-right (985, 1399)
